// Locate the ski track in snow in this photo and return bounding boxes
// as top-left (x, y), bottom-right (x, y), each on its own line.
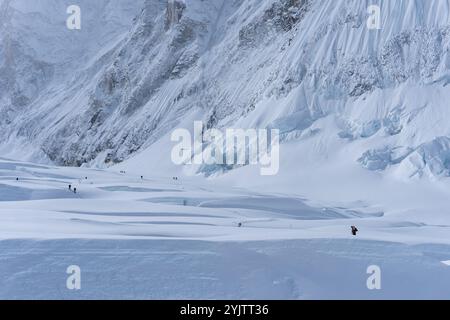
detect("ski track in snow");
top-left (0, 158), bottom-right (450, 299)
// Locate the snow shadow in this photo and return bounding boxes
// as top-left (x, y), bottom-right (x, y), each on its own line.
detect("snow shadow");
top-left (1, 239), bottom-right (449, 299)
top-left (99, 186), bottom-right (180, 193)
top-left (0, 184), bottom-right (73, 202)
top-left (143, 196), bottom-right (381, 220)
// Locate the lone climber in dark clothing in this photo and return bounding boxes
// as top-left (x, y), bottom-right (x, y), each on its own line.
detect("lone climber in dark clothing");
top-left (69, 185), bottom-right (72, 191)
top-left (351, 226), bottom-right (358, 236)
top-left (73, 187), bottom-right (77, 194)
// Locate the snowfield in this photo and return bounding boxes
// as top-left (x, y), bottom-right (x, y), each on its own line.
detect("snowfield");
top-left (0, 157), bottom-right (449, 299)
top-left (2, 0), bottom-right (450, 300)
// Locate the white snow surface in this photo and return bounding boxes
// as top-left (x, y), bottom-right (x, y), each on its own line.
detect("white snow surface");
top-left (1, 0), bottom-right (450, 299)
top-left (0, 157), bottom-right (450, 299)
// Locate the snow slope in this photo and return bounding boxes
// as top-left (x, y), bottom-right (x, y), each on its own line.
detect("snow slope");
top-left (0, 158), bottom-right (450, 299)
top-left (0, 0), bottom-right (143, 161)
top-left (1, 0), bottom-right (450, 182)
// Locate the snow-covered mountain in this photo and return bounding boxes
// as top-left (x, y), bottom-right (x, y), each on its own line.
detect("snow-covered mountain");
top-left (0, 0), bottom-right (144, 160)
top-left (2, 0), bottom-right (450, 181)
top-left (3, 1), bottom-right (450, 300)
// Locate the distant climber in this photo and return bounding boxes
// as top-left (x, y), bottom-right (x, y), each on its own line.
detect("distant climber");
top-left (238, 222), bottom-right (243, 228)
top-left (351, 226), bottom-right (358, 236)
top-left (73, 187), bottom-right (77, 194)
top-left (141, 176), bottom-right (144, 180)
top-left (85, 177), bottom-right (88, 180)
top-left (69, 184), bottom-right (72, 191)
top-left (16, 177), bottom-right (19, 181)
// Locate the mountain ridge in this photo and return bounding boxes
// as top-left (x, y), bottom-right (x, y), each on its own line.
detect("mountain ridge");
top-left (1, 0), bottom-right (450, 181)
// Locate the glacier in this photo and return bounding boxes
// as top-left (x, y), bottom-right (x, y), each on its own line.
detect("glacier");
top-left (0, 157), bottom-right (449, 299)
top-left (1, 0), bottom-right (450, 299)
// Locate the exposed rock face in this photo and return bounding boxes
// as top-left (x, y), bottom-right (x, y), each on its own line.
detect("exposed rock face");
top-left (166, 0), bottom-right (186, 30)
top-left (239, 0), bottom-right (310, 47)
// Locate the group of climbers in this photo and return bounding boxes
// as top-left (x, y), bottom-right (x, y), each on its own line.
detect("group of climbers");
top-left (65, 174), bottom-right (145, 196)
top-left (15, 175), bottom-right (362, 235)
top-left (68, 184), bottom-right (77, 194)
